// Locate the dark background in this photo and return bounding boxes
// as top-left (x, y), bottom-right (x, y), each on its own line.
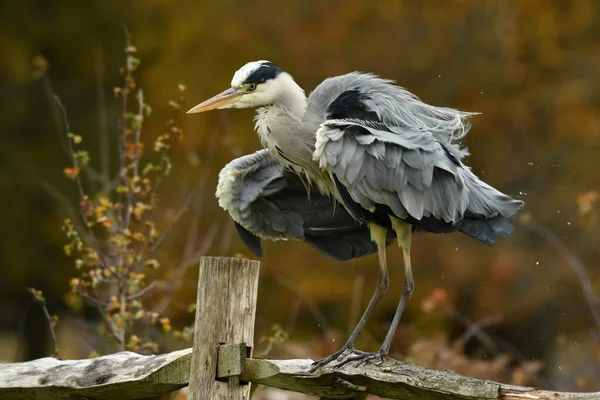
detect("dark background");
top-left (1, 0), bottom-right (599, 393)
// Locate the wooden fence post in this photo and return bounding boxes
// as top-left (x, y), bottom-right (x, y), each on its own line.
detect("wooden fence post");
top-left (188, 257), bottom-right (260, 400)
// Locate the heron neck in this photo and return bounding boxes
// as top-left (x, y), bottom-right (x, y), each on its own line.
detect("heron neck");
top-left (274, 73), bottom-right (307, 118)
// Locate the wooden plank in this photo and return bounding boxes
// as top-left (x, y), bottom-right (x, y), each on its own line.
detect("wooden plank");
top-left (1, 350), bottom-right (600, 399)
top-left (241, 358), bottom-right (600, 400)
top-left (188, 256), bottom-right (260, 400)
top-left (217, 343), bottom-right (248, 379)
top-left (0, 348), bottom-right (191, 400)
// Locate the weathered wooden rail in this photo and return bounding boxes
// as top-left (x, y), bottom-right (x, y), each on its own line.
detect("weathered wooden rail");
top-left (1, 257), bottom-right (598, 400)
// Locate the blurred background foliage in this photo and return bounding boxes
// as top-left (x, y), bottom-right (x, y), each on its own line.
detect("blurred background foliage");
top-left (1, 0), bottom-right (600, 394)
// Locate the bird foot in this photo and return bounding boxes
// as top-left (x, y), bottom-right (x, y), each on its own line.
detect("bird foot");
top-left (309, 346), bottom-right (357, 373)
top-left (310, 347), bottom-right (387, 373)
top-left (332, 349), bottom-right (387, 369)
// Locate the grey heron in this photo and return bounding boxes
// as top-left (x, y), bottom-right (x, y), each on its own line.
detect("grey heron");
top-left (188, 61), bottom-right (524, 369)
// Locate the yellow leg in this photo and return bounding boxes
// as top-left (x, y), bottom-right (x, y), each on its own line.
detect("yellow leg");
top-left (310, 223), bottom-right (389, 371)
top-left (326, 218), bottom-right (416, 368)
top-left (379, 217), bottom-right (415, 353)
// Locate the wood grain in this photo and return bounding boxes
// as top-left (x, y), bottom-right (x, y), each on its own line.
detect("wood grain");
top-left (188, 256), bottom-right (260, 400)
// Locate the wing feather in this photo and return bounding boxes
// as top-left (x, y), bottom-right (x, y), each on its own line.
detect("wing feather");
top-left (314, 120), bottom-right (474, 224)
top-left (217, 149), bottom-right (393, 260)
top-left (308, 73), bottom-right (523, 243)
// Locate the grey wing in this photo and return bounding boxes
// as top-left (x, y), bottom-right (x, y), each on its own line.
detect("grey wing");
top-left (216, 149), bottom-right (394, 260)
top-left (307, 72), bottom-right (476, 155)
top-left (313, 119), bottom-right (523, 244)
top-left (217, 149), bottom-right (300, 243)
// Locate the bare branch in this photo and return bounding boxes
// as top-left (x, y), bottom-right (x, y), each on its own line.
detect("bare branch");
top-left (40, 180), bottom-right (93, 244)
top-left (276, 275), bottom-right (332, 334)
top-left (76, 288), bottom-right (122, 347)
top-left (522, 220), bottom-right (600, 331)
top-left (94, 45), bottom-right (111, 192)
top-left (153, 222), bottom-right (219, 315)
top-left (76, 289), bottom-right (108, 307)
top-left (53, 96), bottom-right (109, 268)
top-left (348, 274), bottom-right (365, 336)
top-left (27, 288), bottom-right (59, 358)
top-left (454, 312), bottom-right (503, 355)
top-left (148, 179), bottom-right (206, 255)
top-left (133, 89), bottom-right (144, 180)
top-left (126, 281), bottom-right (157, 301)
top-left (54, 96), bottom-right (86, 207)
top-left (93, 301), bottom-right (124, 346)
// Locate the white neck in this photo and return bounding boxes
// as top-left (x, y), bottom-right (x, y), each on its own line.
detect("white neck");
top-left (270, 72), bottom-right (307, 118)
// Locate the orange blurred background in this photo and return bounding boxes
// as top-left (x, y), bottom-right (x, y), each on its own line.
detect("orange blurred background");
top-left (0, 0), bottom-right (599, 393)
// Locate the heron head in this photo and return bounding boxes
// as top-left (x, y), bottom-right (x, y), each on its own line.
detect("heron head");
top-left (187, 60), bottom-right (296, 113)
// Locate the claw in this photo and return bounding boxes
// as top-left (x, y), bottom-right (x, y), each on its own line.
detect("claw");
top-left (309, 347), bottom-right (386, 373)
top-left (333, 349), bottom-right (386, 369)
top-left (309, 346), bottom-right (356, 373)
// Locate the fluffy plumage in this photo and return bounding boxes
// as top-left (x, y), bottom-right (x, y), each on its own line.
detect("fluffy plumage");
top-left (197, 61), bottom-right (524, 368)
top-left (212, 61), bottom-right (523, 250)
top-left (216, 149), bottom-right (394, 261)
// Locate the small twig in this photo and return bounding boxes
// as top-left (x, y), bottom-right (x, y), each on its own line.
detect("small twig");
top-left (133, 88), bottom-right (144, 180)
top-left (117, 27), bottom-right (132, 236)
top-left (179, 222), bottom-right (219, 268)
top-left (13, 299), bottom-right (33, 361)
top-left (27, 288), bottom-right (59, 358)
top-left (94, 45), bottom-right (111, 193)
top-left (284, 295), bottom-right (304, 337)
top-left (348, 274), bottom-right (365, 336)
top-left (93, 301), bottom-right (124, 346)
top-left (276, 276), bottom-right (332, 334)
top-left (218, 218), bottom-right (237, 254)
top-left (76, 289), bottom-right (108, 307)
top-left (40, 180), bottom-right (94, 245)
top-left (75, 288), bottom-right (123, 347)
top-left (153, 222), bottom-right (219, 315)
top-left (523, 220), bottom-right (600, 331)
top-left (148, 179), bottom-right (206, 254)
top-left (118, 288), bottom-right (127, 351)
top-left (126, 281), bottom-right (157, 301)
top-left (54, 96), bottom-right (86, 213)
top-left (453, 312), bottom-right (503, 354)
top-left (53, 96), bottom-right (109, 268)
top-left (37, 67), bottom-right (69, 156)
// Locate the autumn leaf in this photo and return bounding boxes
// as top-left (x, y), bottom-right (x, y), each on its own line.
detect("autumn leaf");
top-left (63, 167), bottom-right (80, 179)
top-left (68, 132), bottom-right (82, 144)
top-left (27, 287), bottom-right (45, 303)
top-left (577, 190), bottom-right (599, 216)
top-left (144, 259), bottom-right (160, 269)
top-left (126, 142), bottom-right (144, 159)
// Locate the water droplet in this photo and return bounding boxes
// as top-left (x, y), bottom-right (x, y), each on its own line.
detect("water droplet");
top-left (567, 222), bottom-right (571, 225)
top-left (536, 261), bottom-right (540, 265)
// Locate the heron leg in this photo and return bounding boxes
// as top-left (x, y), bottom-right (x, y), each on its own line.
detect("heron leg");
top-left (333, 218), bottom-right (414, 368)
top-left (309, 223), bottom-right (390, 372)
top-left (380, 218), bottom-right (414, 353)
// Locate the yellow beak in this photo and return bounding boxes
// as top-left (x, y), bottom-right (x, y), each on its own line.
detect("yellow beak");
top-left (186, 87), bottom-right (242, 114)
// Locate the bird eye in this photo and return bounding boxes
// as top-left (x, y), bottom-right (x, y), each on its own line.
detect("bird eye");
top-left (248, 83), bottom-right (257, 91)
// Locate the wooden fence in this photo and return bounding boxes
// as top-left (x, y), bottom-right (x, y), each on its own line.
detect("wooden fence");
top-left (1, 257), bottom-right (598, 400)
